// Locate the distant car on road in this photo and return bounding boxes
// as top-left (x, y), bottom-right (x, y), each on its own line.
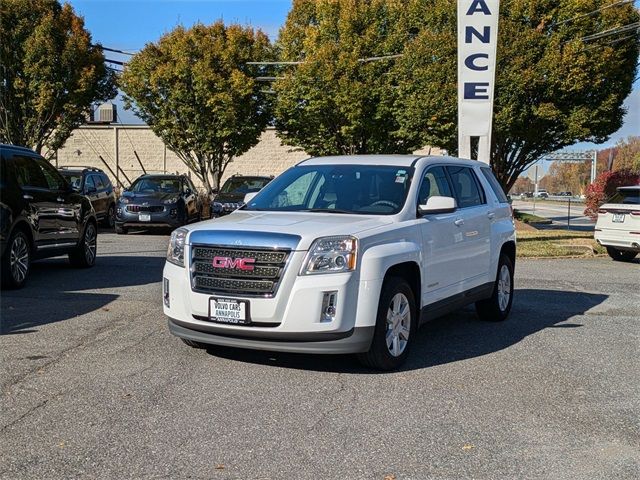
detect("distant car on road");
top-left (519, 191), bottom-right (533, 199)
top-left (115, 174), bottom-right (202, 234)
top-left (1, 144), bottom-right (98, 289)
top-left (594, 185), bottom-right (640, 262)
top-left (210, 175), bottom-right (273, 218)
top-left (534, 190), bottom-right (549, 198)
top-left (558, 191), bottom-right (573, 197)
top-left (59, 166), bottom-right (117, 228)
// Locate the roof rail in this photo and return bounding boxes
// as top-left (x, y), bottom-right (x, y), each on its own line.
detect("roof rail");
top-left (59, 166), bottom-right (104, 172)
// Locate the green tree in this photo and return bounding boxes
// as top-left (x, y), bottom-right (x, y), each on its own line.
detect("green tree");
top-left (0, 0), bottom-right (116, 154)
top-left (273, 0), bottom-right (418, 155)
top-left (275, 0), bottom-right (639, 190)
top-left (396, 0), bottom-right (639, 189)
top-left (120, 22), bottom-right (272, 190)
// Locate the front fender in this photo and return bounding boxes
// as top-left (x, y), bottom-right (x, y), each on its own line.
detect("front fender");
top-left (359, 240), bottom-right (422, 282)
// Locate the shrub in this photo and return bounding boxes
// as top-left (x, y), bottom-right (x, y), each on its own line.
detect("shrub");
top-left (584, 169), bottom-right (640, 219)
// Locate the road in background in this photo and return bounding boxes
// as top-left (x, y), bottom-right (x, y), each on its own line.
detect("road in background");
top-left (513, 199), bottom-right (595, 230)
top-left (1, 232), bottom-right (638, 479)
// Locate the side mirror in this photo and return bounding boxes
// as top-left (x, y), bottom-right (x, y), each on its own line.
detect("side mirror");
top-left (418, 196), bottom-right (457, 215)
top-left (244, 192), bottom-right (258, 204)
top-left (86, 186), bottom-right (97, 194)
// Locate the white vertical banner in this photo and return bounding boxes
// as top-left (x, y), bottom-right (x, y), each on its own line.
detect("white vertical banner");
top-left (457, 0), bottom-right (500, 163)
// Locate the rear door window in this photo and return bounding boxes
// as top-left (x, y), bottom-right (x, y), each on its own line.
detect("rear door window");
top-left (446, 166), bottom-right (486, 208)
top-left (92, 174), bottom-right (105, 190)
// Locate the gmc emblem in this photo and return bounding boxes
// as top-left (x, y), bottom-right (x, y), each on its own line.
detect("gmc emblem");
top-left (212, 256), bottom-right (255, 271)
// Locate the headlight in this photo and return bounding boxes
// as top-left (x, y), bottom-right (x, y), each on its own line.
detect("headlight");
top-left (163, 197), bottom-right (179, 204)
top-left (301, 236), bottom-right (358, 275)
top-left (119, 197), bottom-right (130, 204)
top-left (167, 228), bottom-right (188, 267)
top-left (211, 202), bottom-right (223, 211)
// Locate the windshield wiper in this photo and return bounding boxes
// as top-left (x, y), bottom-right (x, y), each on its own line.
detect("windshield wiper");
top-left (301, 208), bottom-right (351, 214)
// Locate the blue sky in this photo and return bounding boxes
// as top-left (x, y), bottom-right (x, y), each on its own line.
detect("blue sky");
top-left (69, 0), bottom-right (638, 150)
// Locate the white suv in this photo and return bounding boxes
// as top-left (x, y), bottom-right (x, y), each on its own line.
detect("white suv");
top-left (594, 185), bottom-right (640, 262)
top-left (163, 155), bottom-right (516, 370)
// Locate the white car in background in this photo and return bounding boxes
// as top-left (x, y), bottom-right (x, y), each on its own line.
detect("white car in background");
top-left (594, 186), bottom-right (640, 262)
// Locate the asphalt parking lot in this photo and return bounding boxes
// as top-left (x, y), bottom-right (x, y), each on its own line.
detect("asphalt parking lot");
top-left (1, 231), bottom-right (639, 479)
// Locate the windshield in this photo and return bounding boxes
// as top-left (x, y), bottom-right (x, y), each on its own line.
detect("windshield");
top-left (243, 164), bottom-right (413, 215)
top-left (130, 177), bottom-right (180, 194)
top-left (220, 177), bottom-right (271, 195)
top-left (60, 172), bottom-right (83, 190)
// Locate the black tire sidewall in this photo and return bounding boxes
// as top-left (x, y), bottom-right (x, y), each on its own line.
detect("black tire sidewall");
top-left (367, 278), bottom-right (417, 370)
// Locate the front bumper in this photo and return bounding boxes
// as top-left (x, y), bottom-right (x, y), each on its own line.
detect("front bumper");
top-left (116, 205), bottom-right (182, 228)
top-left (169, 318), bottom-right (374, 354)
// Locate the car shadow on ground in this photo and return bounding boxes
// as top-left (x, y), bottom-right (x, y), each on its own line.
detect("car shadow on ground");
top-left (0, 254), bottom-right (166, 335)
top-left (202, 288), bottom-right (608, 373)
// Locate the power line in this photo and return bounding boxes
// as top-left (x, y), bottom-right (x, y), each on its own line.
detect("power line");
top-left (553, 0), bottom-right (635, 28)
top-left (93, 44), bottom-right (136, 56)
top-left (578, 21), bottom-right (640, 42)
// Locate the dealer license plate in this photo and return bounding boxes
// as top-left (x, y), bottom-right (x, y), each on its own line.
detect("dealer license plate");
top-left (209, 298), bottom-right (250, 325)
top-left (612, 214), bottom-right (625, 223)
top-left (139, 213), bottom-right (151, 222)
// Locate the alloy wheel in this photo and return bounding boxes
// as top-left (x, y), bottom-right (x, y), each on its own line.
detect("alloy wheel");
top-left (84, 224), bottom-right (97, 264)
top-left (497, 264), bottom-right (511, 312)
top-left (385, 292), bottom-right (411, 357)
top-left (10, 235), bottom-right (29, 283)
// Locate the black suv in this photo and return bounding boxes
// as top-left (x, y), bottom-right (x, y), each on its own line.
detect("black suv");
top-left (0, 144), bottom-right (98, 289)
top-left (59, 166), bottom-right (117, 228)
top-left (210, 175), bottom-right (273, 218)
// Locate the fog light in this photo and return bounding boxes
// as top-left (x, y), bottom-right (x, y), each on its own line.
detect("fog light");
top-left (163, 277), bottom-right (170, 307)
top-left (170, 208), bottom-right (177, 217)
top-left (116, 207), bottom-right (122, 217)
top-left (320, 291), bottom-right (337, 323)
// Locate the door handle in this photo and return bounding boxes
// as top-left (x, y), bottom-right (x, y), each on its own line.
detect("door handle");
top-left (57, 197), bottom-right (65, 203)
top-left (487, 212), bottom-right (495, 219)
top-left (454, 218), bottom-right (464, 227)
top-left (23, 194), bottom-right (34, 200)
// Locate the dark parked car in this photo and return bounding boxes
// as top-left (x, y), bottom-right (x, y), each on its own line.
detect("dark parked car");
top-left (210, 175), bottom-right (273, 218)
top-left (115, 174), bottom-right (201, 234)
top-left (0, 144), bottom-right (98, 289)
top-left (59, 166), bottom-right (117, 228)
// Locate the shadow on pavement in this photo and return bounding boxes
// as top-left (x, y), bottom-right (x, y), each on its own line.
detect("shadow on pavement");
top-left (0, 254), bottom-right (165, 335)
top-left (202, 288), bottom-right (607, 373)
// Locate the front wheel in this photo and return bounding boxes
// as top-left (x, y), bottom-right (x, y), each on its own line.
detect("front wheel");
top-left (475, 254), bottom-right (514, 322)
top-left (357, 277), bottom-right (416, 371)
top-left (606, 246), bottom-right (637, 262)
top-left (69, 222), bottom-right (97, 268)
top-left (1, 229), bottom-right (31, 289)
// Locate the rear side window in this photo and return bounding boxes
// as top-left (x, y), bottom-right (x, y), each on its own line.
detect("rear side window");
top-left (101, 174), bottom-right (112, 189)
top-left (85, 175), bottom-right (96, 190)
top-left (12, 155), bottom-right (48, 189)
top-left (480, 167), bottom-right (509, 203)
top-left (92, 175), bottom-right (105, 190)
top-left (446, 166), bottom-right (485, 208)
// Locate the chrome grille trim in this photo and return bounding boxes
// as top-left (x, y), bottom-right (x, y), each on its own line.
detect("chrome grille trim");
top-left (190, 244), bottom-right (291, 297)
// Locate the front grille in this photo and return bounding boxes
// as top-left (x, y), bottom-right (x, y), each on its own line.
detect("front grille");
top-left (127, 205), bottom-right (164, 213)
top-left (191, 245), bottom-right (290, 297)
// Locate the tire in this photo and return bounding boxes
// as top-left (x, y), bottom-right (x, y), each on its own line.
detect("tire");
top-left (103, 204), bottom-right (116, 228)
top-left (475, 253), bottom-right (514, 322)
top-left (1, 229), bottom-right (31, 289)
top-left (606, 246), bottom-right (637, 262)
top-left (357, 277), bottom-right (417, 371)
top-left (181, 338), bottom-right (207, 349)
top-left (115, 224), bottom-right (127, 235)
top-left (69, 222), bottom-right (97, 268)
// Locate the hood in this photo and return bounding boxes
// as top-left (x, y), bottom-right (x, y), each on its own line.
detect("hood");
top-left (186, 211), bottom-right (394, 250)
top-left (121, 191), bottom-right (179, 203)
top-left (212, 192), bottom-right (245, 204)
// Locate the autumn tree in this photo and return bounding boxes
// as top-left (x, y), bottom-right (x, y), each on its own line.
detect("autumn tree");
top-left (275, 0), bottom-right (639, 190)
top-left (612, 136), bottom-right (640, 172)
top-left (273, 0), bottom-right (419, 155)
top-left (120, 22), bottom-right (272, 190)
top-left (0, 0), bottom-right (116, 154)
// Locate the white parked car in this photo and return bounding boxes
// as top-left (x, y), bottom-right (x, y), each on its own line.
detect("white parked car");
top-left (594, 185), bottom-right (640, 262)
top-left (163, 155), bottom-right (516, 370)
